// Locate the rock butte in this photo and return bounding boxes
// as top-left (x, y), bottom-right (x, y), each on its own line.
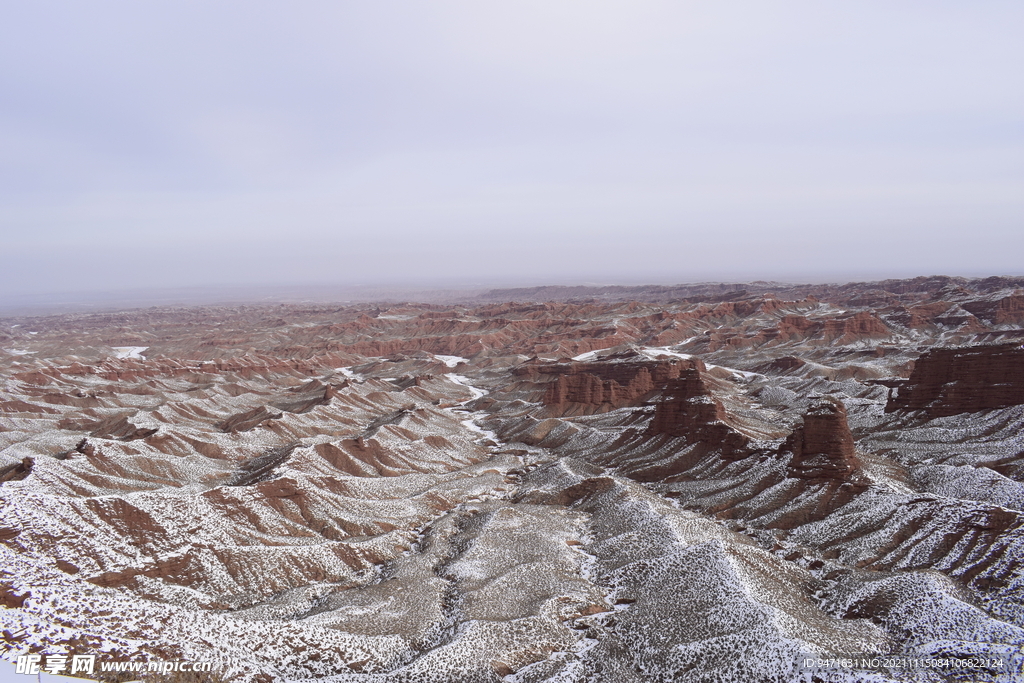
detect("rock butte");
top-left (0, 275), bottom-right (1023, 682)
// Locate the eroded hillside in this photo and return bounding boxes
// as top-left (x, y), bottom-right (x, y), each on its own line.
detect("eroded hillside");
top-left (2, 276), bottom-right (1023, 682)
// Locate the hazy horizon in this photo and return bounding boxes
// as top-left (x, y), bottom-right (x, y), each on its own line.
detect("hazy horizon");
top-left (5, 272), bottom-right (1024, 319)
top-left (2, 2), bottom-right (1022, 301)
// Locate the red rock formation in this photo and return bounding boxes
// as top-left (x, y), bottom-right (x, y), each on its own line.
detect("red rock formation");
top-left (59, 414), bottom-right (159, 441)
top-left (764, 356), bottom-right (806, 373)
top-left (962, 294), bottom-right (1024, 325)
top-left (784, 397), bottom-right (860, 479)
top-left (777, 315), bottom-right (817, 339)
top-left (932, 308), bottom-right (988, 332)
top-left (2, 277), bottom-right (1024, 681)
top-left (218, 406), bottom-right (283, 433)
top-left (0, 457), bottom-right (33, 483)
top-left (0, 582), bottom-right (30, 608)
top-left (887, 301), bottom-right (958, 329)
top-left (886, 343), bottom-right (1024, 417)
top-left (752, 311), bottom-right (891, 347)
top-left (272, 380), bottom-right (339, 413)
top-left (0, 399), bottom-right (58, 414)
top-left (542, 368), bottom-right (655, 412)
top-left (822, 311), bottom-right (890, 343)
top-left (646, 365), bottom-right (752, 460)
top-left (514, 353), bottom-right (693, 415)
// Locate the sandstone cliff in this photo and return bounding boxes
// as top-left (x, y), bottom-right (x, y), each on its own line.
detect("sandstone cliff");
top-left (783, 397), bottom-right (860, 479)
top-left (887, 343), bottom-right (1024, 416)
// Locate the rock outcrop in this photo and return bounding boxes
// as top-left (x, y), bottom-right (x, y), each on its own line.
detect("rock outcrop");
top-left (784, 397), bottom-right (860, 479)
top-left (962, 293), bottom-right (1024, 325)
top-left (887, 343), bottom-right (1024, 416)
top-left (647, 364), bottom-right (753, 460)
top-left (57, 414), bottom-right (158, 441)
top-left (0, 457), bottom-right (33, 483)
top-left (513, 352), bottom-right (692, 415)
top-left (217, 406), bottom-right (283, 432)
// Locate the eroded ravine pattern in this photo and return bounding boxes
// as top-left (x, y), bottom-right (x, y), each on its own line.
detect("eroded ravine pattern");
top-left (2, 277), bottom-right (1024, 681)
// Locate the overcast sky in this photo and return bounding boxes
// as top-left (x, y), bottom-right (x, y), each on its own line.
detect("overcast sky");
top-left (1, 1), bottom-right (1022, 302)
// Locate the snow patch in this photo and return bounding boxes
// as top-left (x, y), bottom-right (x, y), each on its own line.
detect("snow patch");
top-left (111, 347), bottom-right (148, 360)
top-left (434, 355), bottom-right (469, 368)
top-left (446, 374), bottom-right (486, 402)
top-left (446, 374), bottom-right (501, 444)
top-left (334, 366), bottom-right (360, 380)
top-left (641, 346), bottom-right (693, 361)
top-left (705, 363), bottom-right (763, 381)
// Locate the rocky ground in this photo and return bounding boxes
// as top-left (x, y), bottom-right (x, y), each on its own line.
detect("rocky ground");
top-left (1, 275), bottom-right (1023, 682)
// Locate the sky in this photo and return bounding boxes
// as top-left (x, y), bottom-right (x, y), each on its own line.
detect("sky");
top-left (1, 1), bottom-right (1022, 304)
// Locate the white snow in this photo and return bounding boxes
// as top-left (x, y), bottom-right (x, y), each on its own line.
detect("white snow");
top-left (641, 346), bottom-right (762, 380)
top-left (4, 349), bottom-right (33, 356)
top-left (640, 346), bottom-right (693, 361)
top-left (434, 355), bottom-right (469, 368)
top-left (572, 351), bottom-right (598, 361)
top-left (446, 374), bottom-right (500, 444)
top-left (705, 363), bottom-right (763, 380)
top-left (111, 347), bottom-right (148, 360)
top-left (446, 374), bottom-right (486, 402)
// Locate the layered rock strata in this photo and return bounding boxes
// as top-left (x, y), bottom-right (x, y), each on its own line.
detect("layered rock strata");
top-left (2, 277), bottom-right (1024, 682)
top-left (513, 353), bottom-right (690, 415)
top-left (783, 397), bottom-right (861, 480)
top-left (647, 364), bottom-right (754, 460)
top-left (887, 342), bottom-right (1024, 416)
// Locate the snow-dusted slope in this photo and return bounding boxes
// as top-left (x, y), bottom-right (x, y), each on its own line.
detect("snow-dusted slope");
top-left (1, 278), bottom-right (1023, 681)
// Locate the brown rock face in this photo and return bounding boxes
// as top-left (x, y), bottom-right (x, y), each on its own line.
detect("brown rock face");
top-left (272, 379), bottom-right (338, 414)
top-left (763, 356), bottom-right (806, 373)
top-left (785, 398), bottom-right (859, 479)
top-left (821, 311), bottom-right (891, 342)
top-left (57, 414), bottom-right (158, 441)
top-left (218, 406), bottom-right (283, 433)
top-left (0, 399), bottom-right (58, 414)
top-left (962, 294), bottom-right (1024, 325)
top-left (886, 343), bottom-right (1024, 417)
top-left (771, 312), bottom-right (890, 344)
top-left (647, 366), bottom-right (752, 460)
top-left (543, 368), bottom-right (654, 411)
top-left (0, 457), bottom-right (33, 483)
top-left (515, 353), bottom-right (692, 415)
top-left (0, 582), bottom-right (30, 608)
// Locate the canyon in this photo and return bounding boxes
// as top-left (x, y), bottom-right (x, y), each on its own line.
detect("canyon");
top-left (1, 275), bottom-right (1023, 682)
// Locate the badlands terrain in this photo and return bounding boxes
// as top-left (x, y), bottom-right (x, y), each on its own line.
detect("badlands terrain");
top-left (1, 275), bottom-right (1023, 682)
